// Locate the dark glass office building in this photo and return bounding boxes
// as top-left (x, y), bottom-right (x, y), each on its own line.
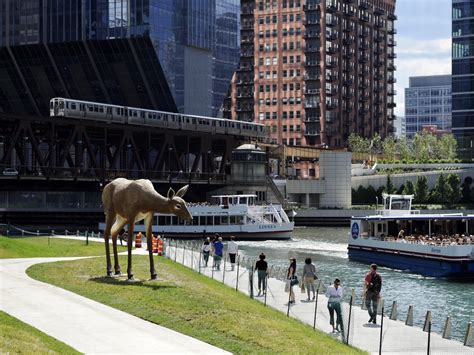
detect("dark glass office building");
top-left (0, 0), bottom-right (240, 117)
top-left (452, 0), bottom-right (474, 158)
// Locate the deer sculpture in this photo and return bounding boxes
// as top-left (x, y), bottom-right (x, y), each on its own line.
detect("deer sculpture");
top-left (101, 178), bottom-right (192, 280)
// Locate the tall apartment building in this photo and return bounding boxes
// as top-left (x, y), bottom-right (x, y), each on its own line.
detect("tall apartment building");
top-left (452, 0), bottom-right (474, 158)
top-left (0, 0), bottom-right (240, 117)
top-left (405, 75), bottom-right (452, 139)
top-left (225, 0), bottom-right (397, 148)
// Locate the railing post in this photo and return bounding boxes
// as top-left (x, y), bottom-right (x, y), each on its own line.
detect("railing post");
top-left (182, 244), bottom-right (186, 265)
top-left (222, 253), bottom-right (227, 283)
top-left (346, 288), bottom-right (355, 345)
top-left (313, 280), bottom-right (321, 330)
top-left (235, 255), bottom-right (241, 291)
top-left (378, 299), bottom-right (384, 355)
top-left (174, 240), bottom-right (178, 262)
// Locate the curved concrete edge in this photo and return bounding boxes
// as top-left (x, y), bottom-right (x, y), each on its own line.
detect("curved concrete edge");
top-left (0, 257), bottom-right (229, 354)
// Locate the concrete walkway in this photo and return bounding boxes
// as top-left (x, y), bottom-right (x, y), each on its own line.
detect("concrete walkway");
top-left (166, 244), bottom-right (473, 355)
top-left (0, 257), bottom-right (228, 354)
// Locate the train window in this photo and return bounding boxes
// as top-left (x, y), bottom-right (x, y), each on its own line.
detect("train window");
top-left (115, 108), bottom-right (120, 114)
top-left (106, 107), bottom-right (111, 114)
top-left (133, 110), bottom-right (137, 117)
top-left (66, 102), bottom-right (69, 109)
top-left (88, 105), bottom-right (93, 112)
top-left (50, 101), bottom-right (53, 109)
top-left (140, 111), bottom-right (145, 118)
top-left (59, 101), bottom-right (64, 109)
top-left (71, 103), bottom-right (77, 110)
top-left (99, 107), bottom-right (104, 113)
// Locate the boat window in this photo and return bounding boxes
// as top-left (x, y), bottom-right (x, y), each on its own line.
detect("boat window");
top-left (214, 218), bottom-right (221, 225)
top-left (230, 216), bottom-right (237, 224)
top-left (206, 216), bottom-right (213, 225)
top-left (377, 224), bottom-right (382, 233)
top-left (221, 216), bottom-right (228, 224)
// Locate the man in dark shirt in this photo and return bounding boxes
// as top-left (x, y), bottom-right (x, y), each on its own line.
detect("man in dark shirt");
top-left (364, 263), bottom-right (382, 324)
top-left (255, 253), bottom-right (268, 296)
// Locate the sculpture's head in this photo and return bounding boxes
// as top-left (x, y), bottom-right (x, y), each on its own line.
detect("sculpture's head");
top-left (167, 185), bottom-right (193, 222)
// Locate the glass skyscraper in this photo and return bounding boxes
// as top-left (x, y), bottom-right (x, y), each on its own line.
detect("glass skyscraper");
top-left (405, 75), bottom-right (452, 139)
top-left (452, 0), bottom-right (474, 158)
top-left (0, 0), bottom-right (239, 116)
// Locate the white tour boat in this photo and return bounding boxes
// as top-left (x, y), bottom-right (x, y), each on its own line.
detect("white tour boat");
top-left (349, 194), bottom-right (474, 279)
top-left (101, 194), bottom-right (294, 240)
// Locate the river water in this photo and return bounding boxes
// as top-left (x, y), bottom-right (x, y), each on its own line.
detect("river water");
top-left (237, 226), bottom-right (474, 343)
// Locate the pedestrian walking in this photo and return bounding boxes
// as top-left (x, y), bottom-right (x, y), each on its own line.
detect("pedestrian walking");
top-left (364, 263), bottom-right (382, 324)
top-left (326, 278), bottom-right (343, 333)
top-left (255, 253), bottom-right (268, 296)
top-left (202, 237), bottom-right (211, 267)
top-left (213, 236), bottom-right (224, 270)
top-left (227, 236), bottom-right (239, 271)
top-left (302, 257), bottom-right (318, 301)
top-left (285, 257), bottom-right (297, 304)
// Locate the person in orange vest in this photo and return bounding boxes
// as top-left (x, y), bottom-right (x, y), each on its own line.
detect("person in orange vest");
top-left (157, 235), bottom-right (164, 256)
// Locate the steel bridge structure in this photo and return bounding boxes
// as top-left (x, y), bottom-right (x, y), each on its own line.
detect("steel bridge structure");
top-left (0, 113), bottom-right (245, 185)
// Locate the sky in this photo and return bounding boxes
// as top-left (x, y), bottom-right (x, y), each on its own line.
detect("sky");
top-left (394, 0), bottom-right (452, 117)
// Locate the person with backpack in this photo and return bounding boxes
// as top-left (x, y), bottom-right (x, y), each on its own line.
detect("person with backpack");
top-left (364, 263), bottom-right (382, 324)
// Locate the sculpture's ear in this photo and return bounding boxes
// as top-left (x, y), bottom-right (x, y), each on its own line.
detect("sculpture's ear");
top-left (176, 185), bottom-right (189, 197)
top-left (167, 187), bottom-right (175, 199)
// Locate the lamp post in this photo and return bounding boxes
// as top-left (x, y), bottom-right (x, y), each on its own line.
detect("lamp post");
top-left (168, 147), bottom-right (173, 183)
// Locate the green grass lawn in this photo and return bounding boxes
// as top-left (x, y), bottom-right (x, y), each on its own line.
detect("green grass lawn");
top-left (0, 311), bottom-right (79, 354)
top-left (28, 256), bottom-right (365, 354)
top-left (0, 236), bottom-right (126, 258)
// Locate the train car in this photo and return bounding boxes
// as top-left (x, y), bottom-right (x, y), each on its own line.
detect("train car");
top-left (50, 97), bottom-right (266, 139)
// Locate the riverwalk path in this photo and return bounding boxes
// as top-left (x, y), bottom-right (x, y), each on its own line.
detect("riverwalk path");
top-left (0, 256), bottom-right (228, 354)
top-left (165, 243), bottom-right (472, 355)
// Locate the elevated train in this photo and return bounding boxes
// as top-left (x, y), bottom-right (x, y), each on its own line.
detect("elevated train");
top-left (50, 98), bottom-right (266, 138)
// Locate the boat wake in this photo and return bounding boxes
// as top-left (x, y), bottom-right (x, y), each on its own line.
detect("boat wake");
top-left (238, 238), bottom-right (348, 258)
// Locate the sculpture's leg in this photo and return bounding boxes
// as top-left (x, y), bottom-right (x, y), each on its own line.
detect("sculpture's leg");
top-left (104, 212), bottom-right (116, 277)
top-left (111, 217), bottom-right (126, 275)
top-left (127, 220), bottom-right (135, 280)
top-left (146, 214), bottom-right (157, 280)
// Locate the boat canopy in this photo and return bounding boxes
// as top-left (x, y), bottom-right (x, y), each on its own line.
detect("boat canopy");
top-left (359, 214), bottom-right (473, 222)
top-left (210, 194), bottom-right (257, 206)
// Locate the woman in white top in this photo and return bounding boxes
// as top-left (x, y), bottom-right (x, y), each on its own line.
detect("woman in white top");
top-left (325, 278), bottom-right (343, 333)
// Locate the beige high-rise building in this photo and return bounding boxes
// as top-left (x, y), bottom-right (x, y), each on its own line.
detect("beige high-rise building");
top-left (224, 0), bottom-right (397, 148)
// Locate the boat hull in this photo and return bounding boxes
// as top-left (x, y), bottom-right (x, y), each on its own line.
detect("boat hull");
top-left (348, 245), bottom-right (474, 279)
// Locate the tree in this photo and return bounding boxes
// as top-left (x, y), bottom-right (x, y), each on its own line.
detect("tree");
top-left (437, 134), bottom-right (457, 161)
top-left (370, 133), bottom-right (383, 154)
top-left (431, 174), bottom-right (451, 204)
top-left (412, 132), bottom-right (436, 163)
top-left (414, 176), bottom-right (429, 203)
top-left (462, 176), bottom-right (473, 203)
top-left (348, 133), bottom-right (370, 153)
top-left (382, 136), bottom-right (397, 162)
top-left (384, 174), bottom-right (396, 194)
top-left (446, 173), bottom-right (461, 204)
top-left (403, 180), bottom-right (415, 196)
top-left (397, 137), bottom-right (412, 162)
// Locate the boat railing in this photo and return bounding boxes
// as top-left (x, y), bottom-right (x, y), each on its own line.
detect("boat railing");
top-left (375, 209), bottom-right (420, 216)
